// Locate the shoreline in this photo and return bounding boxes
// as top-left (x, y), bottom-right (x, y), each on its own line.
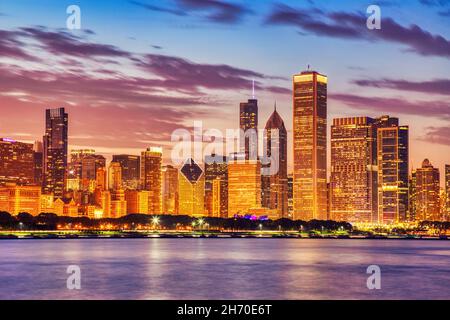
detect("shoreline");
top-left (0, 231), bottom-right (447, 241)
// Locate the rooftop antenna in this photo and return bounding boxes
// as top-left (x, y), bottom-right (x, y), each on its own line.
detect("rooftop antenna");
top-left (307, 64), bottom-right (310, 71)
top-left (274, 100), bottom-right (277, 111)
top-left (252, 79), bottom-right (255, 99)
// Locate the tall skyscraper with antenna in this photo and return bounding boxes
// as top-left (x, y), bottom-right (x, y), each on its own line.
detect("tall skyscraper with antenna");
top-left (239, 82), bottom-right (258, 160)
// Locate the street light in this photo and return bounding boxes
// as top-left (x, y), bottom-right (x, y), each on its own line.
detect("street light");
top-left (198, 218), bottom-right (204, 230)
top-left (151, 216), bottom-right (160, 230)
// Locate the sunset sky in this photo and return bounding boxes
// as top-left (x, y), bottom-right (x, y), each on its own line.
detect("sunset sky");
top-left (0, 0), bottom-right (449, 177)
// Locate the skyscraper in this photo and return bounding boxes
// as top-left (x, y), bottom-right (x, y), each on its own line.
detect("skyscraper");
top-left (162, 165), bottom-right (178, 214)
top-left (330, 117), bottom-right (378, 223)
top-left (262, 105), bottom-right (288, 218)
top-left (415, 159), bottom-right (441, 221)
top-left (204, 154), bottom-right (228, 217)
top-left (228, 159), bottom-right (261, 216)
top-left (43, 107), bottom-right (68, 198)
top-left (287, 174), bottom-right (293, 218)
top-left (240, 98), bottom-right (258, 160)
top-left (125, 190), bottom-right (149, 214)
top-left (81, 154), bottom-right (106, 192)
top-left (112, 154), bottom-right (140, 190)
top-left (33, 141), bottom-right (43, 187)
top-left (409, 169), bottom-right (417, 221)
top-left (141, 147), bottom-right (162, 214)
top-left (108, 162), bottom-right (122, 191)
top-left (376, 116), bottom-right (409, 224)
top-left (446, 165), bottom-right (450, 219)
top-left (178, 158), bottom-right (204, 217)
top-left (0, 138), bottom-right (34, 186)
top-left (292, 70), bottom-right (328, 221)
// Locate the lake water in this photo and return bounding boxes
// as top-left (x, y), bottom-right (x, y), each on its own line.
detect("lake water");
top-left (1, 239), bottom-right (450, 300)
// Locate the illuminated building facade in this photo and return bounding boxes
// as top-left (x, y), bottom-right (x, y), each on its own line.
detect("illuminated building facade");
top-left (292, 70), bottom-right (328, 221)
top-left (108, 162), bottom-right (122, 190)
top-left (330, 117), bottom-right (377, 223)
top-left (415, 159), bottom-right (441, 221)
top-left (446, 165), bottom-right (450, 219)
top-left (53, 198), bottom-right (78, 217)
top-left (33, 141), bottom-right (43, 187)
top-left (80, 154), bottom-right (106, 191)
top-left (240, 98), bottom-right (258, 160)
top-left (141, 147), bottom-right (162, 214)
top-left (96, 166), bottom-right (107, 191)
top-left (125, 190), bottom-right (149, 214)
top-left (94, 189), bottom-right (111, 218)
top-left (43, 107), bottom-right (68, 198)
top-left (178, 158), bottom-right (204, 217)
top-left (112, 154), bottom-right (140, 190)
top-left (204, 154), bottom-right (228, 217)
top-left (212, 178), bottom-right (223, 217)
top-left (262, 106), bottom-right (288, 218)
top-left (228, 159), bottom-right (261, 216)
top-left (0, 138), bottom-right (34, 186)
top-left (111, 189), bottom-right (127, 218)
top-left (376, 117), bottom-right (409, 224)
top-left (67, 149), bottom-right (94, 191)
top-left (0, 185), bottom-right (41, 216)
top-left (410, 170), bottom-right (417, 221)
top-left (287, 174), bottom-right (293, 218)
top-left (162, 165), bottom-right (178, 214)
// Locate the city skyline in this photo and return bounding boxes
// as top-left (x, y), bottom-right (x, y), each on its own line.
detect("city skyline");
top-left (1, 78), bottom-right (449, 224)
top-left (0, 1), bottom-right (449, 176)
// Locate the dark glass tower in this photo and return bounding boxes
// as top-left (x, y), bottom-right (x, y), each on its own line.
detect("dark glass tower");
top-left (239, 98), bottom-right (258, 160)
top-left (376, 116), bottom-right (409, 224)
top-left (43, 107), bottom-right (68, 198)
top-left (204, 154), bottom-right (228, 217)
top-left (112, 154), bottom-right (141, 190)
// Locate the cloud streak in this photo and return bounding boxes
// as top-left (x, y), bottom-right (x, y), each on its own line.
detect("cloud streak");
top-left (422, 126), bottom-right (450, 146)
top-left (353, 78), bottom-right (450, 95)
top-left (330, 93), bottom-right (450, 119)
top-left (265, 4), bottom-right (450, 58)
top-left (130, 0), bottom-right (251, 24)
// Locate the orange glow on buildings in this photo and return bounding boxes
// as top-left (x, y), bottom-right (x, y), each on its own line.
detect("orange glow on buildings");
top-left (228, 159), bottom-right (261, 216)
top-left (0, 184), bottom-right (41, 216)
top-left (292, 71), bottom-right (328, 221)
top-left (141, 147), bottom-right (162, 214)
top-left (330, 117), bottom-right (377, 223)
top-left (178, 158), bottom-right (205, 217)
top-left (414, 159), bottom-right (441, 221)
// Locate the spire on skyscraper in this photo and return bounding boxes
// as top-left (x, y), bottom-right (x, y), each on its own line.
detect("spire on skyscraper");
top-left (252, 79), bottom-right (255, 99)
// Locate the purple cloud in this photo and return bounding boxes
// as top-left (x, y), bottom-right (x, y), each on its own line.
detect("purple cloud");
top-left (0, 30), bottom-right (37, 60)
top-left (265, 5), bottom-right (450, 58)
top-left (20, 27), bottom-right (131, 59)
top-left (178, 0), bottom-right (251, 23)
top-left (330, 93), bottom-right (450, 119)
top-left (129, 0), bottom-right (186, 16)
top-left (130, 0), bottom-right (251, 24)
top-left (422, 126), bottom-right (450, 146)
top-left (136, 53), bottom-right (285, 93)
top-left (353, 78), bottom-right (450, 95)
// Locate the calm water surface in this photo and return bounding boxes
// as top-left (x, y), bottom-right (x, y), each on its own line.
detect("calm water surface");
top-left (1, 239), bottom-right (450, 299)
